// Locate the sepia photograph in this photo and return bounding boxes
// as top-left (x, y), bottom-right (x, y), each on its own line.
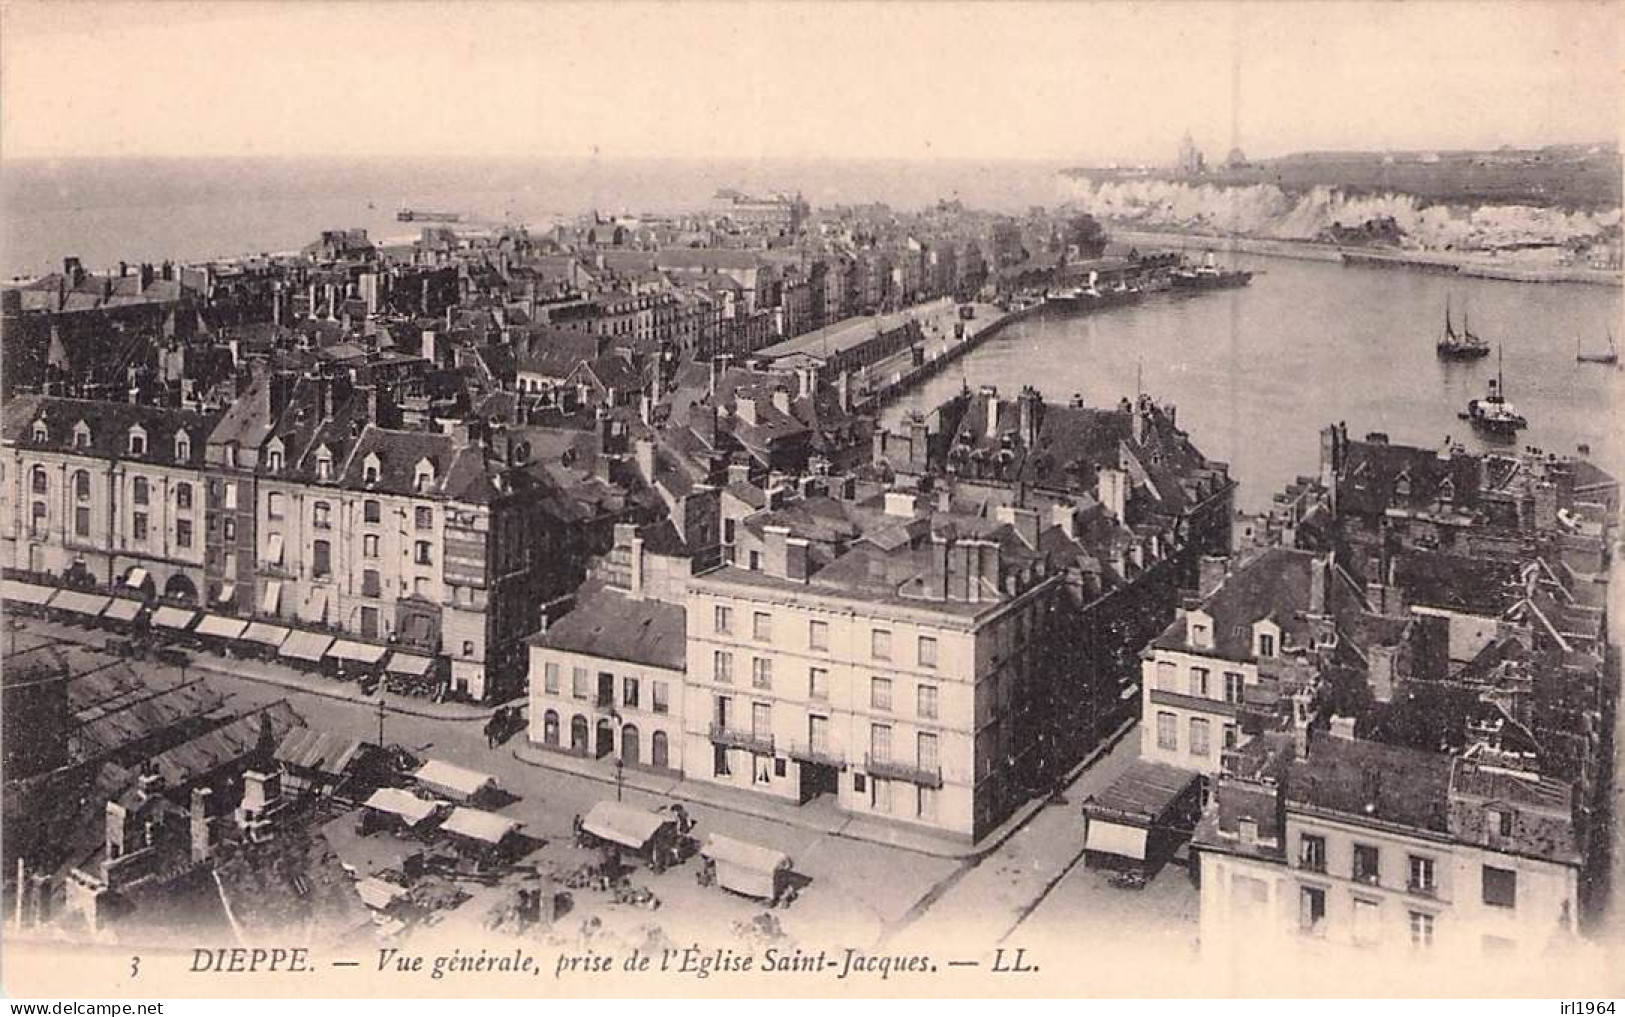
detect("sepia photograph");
top-left (0, 0), bottom-right (1620, 1003)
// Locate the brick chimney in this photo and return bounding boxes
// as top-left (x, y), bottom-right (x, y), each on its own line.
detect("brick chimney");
top-left (994, 504), bottom-right (1040, 549)
top-left (785, 536), bottom-right (811, 582)
top-left (762, 525), bottom-right (790, 578)
top-left (1017, 386), bottom-right (1042, 448)
top-left (884, 489), bottom-right (918, 518)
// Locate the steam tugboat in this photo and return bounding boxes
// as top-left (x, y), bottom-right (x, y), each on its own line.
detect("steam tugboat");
top-left (1436, 296), bottom-right (1490, 359)
top-left (1460, 345), bottom-right (1527, 438)
top-left (1170, 252), bottom-right (1252, 290)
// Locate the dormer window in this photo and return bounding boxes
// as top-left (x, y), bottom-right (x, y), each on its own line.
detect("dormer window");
top-left (1257, 631), bottom-right (1276, 657)
top-left (128, 425), bottom-right (147, 456)
top-left (414, 457), bottom-right (435, 493)
top-left (1438, 477), bottom-right (1455, 503)
top-left (1394, 469), bottom-right (1411, 498)
top-left (266, 438), bottom-right (285, 473)
top-left (363, 452), bottom-right (381, 486)
top-left (72, 421), bottom-right (91, 449)
top-left (224, 441), bottom-right (239, 469)
top-left (174, 429), bottom-right (191, 463)
top-left (32, 420), bottom-right (49, 444)
top-left (315, 444), bottom-right (333, 481)
top-left (1187, 609), bottom-right (1214, 650)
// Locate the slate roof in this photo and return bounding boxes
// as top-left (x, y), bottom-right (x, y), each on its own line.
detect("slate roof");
top-left (337, 424), bottom-right (499, 503)
top-left (532, 584), bottom-right (687, 672)
top-left (3, 394), bottom-right (218, 469)
top-left (1287, 733), bottom-right (1454, 835)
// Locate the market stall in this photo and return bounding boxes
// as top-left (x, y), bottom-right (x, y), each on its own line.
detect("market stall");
top-left (698, 834), bottom-right (792, 901)
top-left (439, 807), bottom-right (524, 863)
top-left (360, 787), bottom-right (444, 834)
top-left (412, 760), bottom-right (499, 803)
top-left (580, 801), bottom-right (684, 870)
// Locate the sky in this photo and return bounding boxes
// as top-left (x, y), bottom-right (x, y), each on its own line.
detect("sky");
top-left (1, 1), bottom-right (1619, 163)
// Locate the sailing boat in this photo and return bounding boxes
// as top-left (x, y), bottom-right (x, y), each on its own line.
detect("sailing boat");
top-left (1577, 327), bottom-right (1619, 365)
top-left (1436, 295), bottom-right (1489, 359)
top-left (1461, 344), bottom-right (1527, 437)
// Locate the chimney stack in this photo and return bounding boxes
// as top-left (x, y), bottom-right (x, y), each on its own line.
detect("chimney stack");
top-left (785, 536), bottom-right (811, 582)
top-left (635, 437), bottom-right (656, 485)
top-left (1197, 554), bottom-right (1229, 599)
top-left (981, 385), bottom-right (1000, 439)
top-left (190, 787), bottom-right (213, 863)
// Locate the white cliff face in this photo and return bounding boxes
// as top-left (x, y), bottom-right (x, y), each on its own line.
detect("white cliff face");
top-left (1061, 176), bottom-right (1621, 251)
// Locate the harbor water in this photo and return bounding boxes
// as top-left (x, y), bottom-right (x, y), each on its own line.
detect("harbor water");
top-left (887, 256), bottom-right (1623, 512)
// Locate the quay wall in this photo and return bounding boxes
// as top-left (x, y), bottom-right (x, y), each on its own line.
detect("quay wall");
top-left (1113, 229), bottom-right (1622, 287)
top-left (854, 301), bottom-right (1043, 413)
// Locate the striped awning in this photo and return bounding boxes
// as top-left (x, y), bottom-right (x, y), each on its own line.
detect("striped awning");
top-left (279, 629), bottom-right (334, 662)
top-left (194, 614), bottom-right (248, 640)
top-left (151, 606), bottom-right (198, 631)
top-left (2, 580), bottom-right (56, 606)
top-left (241, 621), bottom-right (290, 647)
top-left (51, 590), bottom-right (111, 616)
top-left (101, 598), bottom-right (144, 622)
top-left (124, 567), bottom-right (150, 589)
top-left (329, 639), bottom-right (387, 665)
top-left (385, 652), bottom-right (434, 677)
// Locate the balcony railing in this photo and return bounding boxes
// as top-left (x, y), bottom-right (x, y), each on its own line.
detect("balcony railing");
top-left (787, 741), bottom-right (845, 769)
top-left (864, 754), bottom-right (944, 788)
top-left (709, 722), bottom-right (774, 755)
top-left (596, 692), bottom-right (615, 710)
top-left (1298, 856), bottom-right (1326, 874)
top-left (1406, 880), bottom-right (1436, 898)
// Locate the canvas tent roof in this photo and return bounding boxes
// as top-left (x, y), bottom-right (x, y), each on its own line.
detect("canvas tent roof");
top-left (700, 834), bottom-right (791, 874)
top-left (363, 787), bottom-right (441, 826)
top-left (413, 760), bottom-right (496, 800)
top-left (441, 807), bottom-right (522, 845)
top-left (582, 800), bottom-right (673, 850)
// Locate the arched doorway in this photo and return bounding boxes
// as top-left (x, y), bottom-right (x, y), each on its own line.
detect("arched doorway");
top-left (651, 730), bottom-right (669, 770)
top-left (162, 573), bottom-right (198, 604)
top-left (543, 710), bottom-right (560, 747)
top-left (594, 719), bottom-right (614, 759)
top-left (570, 715), bottom-right (588, 755)
top-left (620, 724), bottom-right (640, 768)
